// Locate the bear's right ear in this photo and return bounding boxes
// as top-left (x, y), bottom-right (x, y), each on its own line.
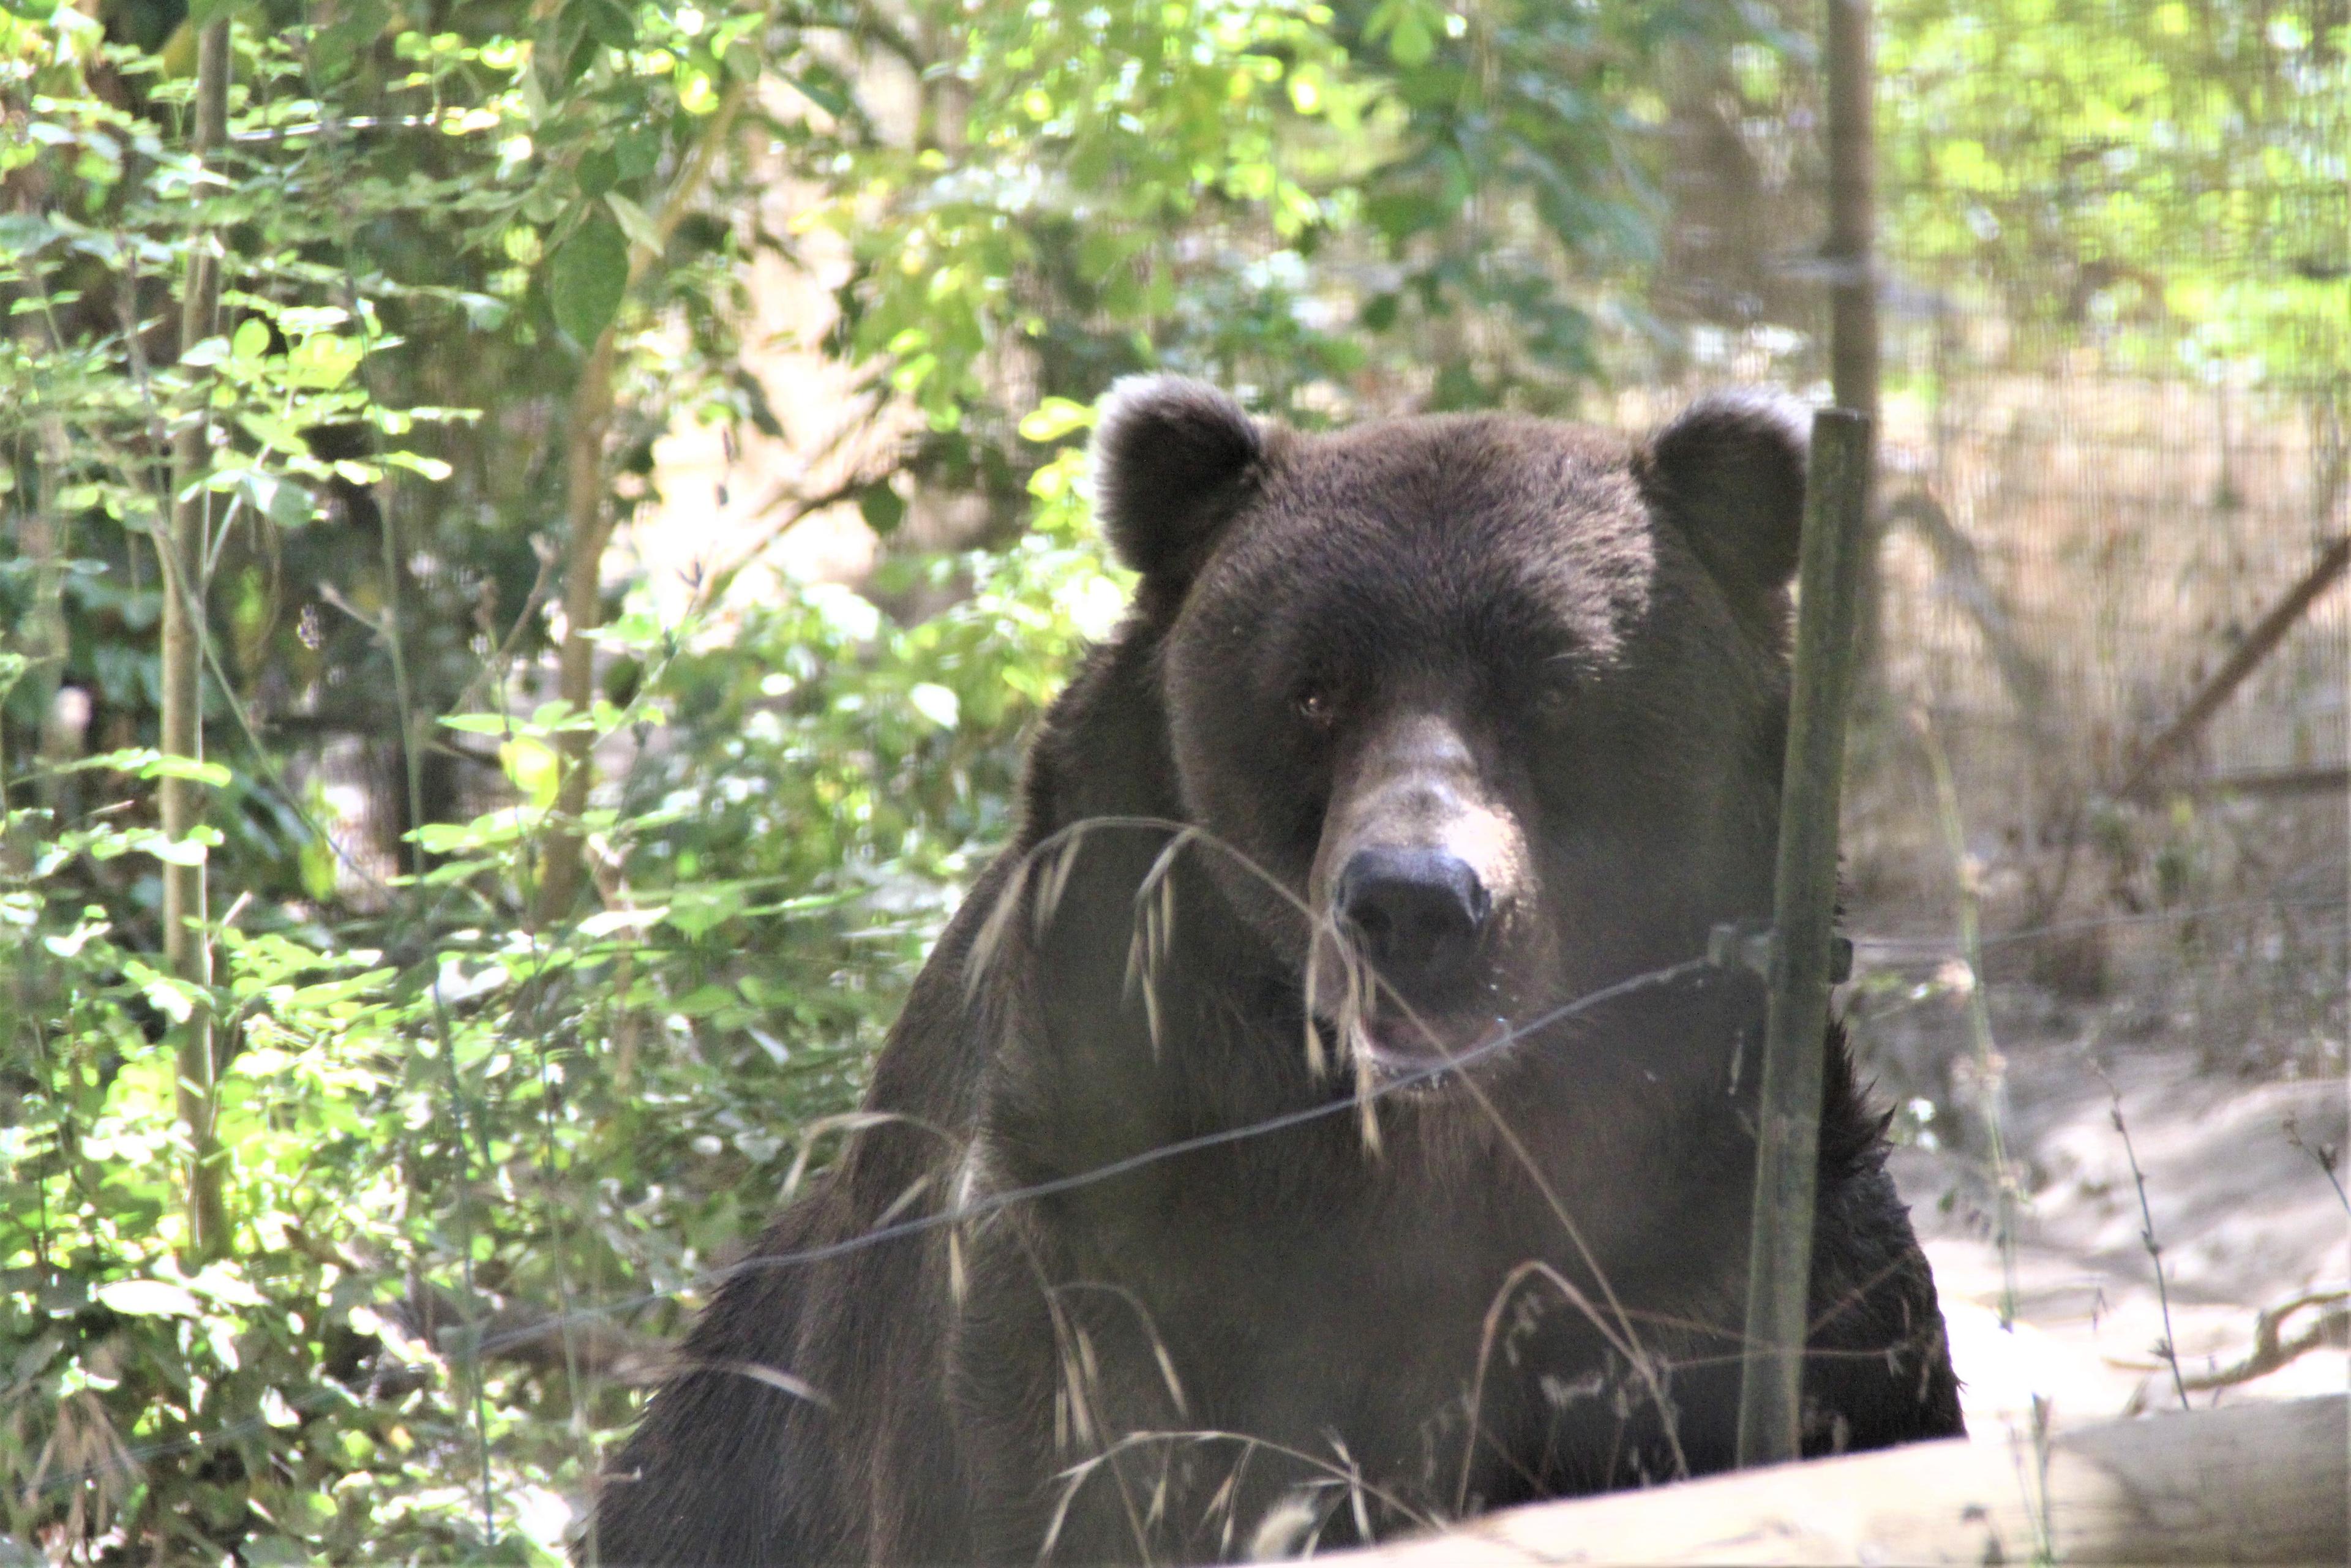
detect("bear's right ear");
top-left (1635, 391), bottom-right (1809, 599)
top-left (1091, 375), bottom-right (1269, 591)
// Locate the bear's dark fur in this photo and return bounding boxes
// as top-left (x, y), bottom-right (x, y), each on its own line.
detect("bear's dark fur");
top-left (588, 381), bottom-right (1962, 1566)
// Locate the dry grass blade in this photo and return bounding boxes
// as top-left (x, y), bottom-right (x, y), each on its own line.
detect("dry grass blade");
top-left (24, 1390), bottom-right (136, 1550)
top-left (781, 1109), bottom-right (961, 1202)
top-left (1034, 827), bottom-right (1089, 939)
top-left (963, 850), bottom-right (1035, 1004)
top-left (1455, 1257), bottom-right (1682, 1513)
top-left (1054, 1280), bottom-right (1193, 1421)
top-left (673, 1356), bottom-right (833, 1407)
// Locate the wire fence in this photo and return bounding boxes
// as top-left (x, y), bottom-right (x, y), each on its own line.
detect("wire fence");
top-left (1641, 1), bottom-right (2349, 1076)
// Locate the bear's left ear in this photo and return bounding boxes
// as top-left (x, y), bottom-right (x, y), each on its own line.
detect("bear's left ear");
top-left (1635, 391), bottom-right (1809, 598)
top-left (1090, 375), bottom-right (1270, 592)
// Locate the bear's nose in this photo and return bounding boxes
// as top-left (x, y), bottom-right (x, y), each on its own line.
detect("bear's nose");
top-left (1334, 847), bottom-right (1491, 997)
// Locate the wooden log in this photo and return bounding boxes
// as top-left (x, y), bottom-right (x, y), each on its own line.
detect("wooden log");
top-left (1346, 1394), bottom-right (2346, 1566)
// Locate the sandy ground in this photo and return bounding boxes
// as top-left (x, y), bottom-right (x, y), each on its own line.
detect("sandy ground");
top-left (1881, 1024), bottom-right (2347, 1442)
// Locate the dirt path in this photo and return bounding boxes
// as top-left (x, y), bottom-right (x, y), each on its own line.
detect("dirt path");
top-left (1883, 1030), bottom-right (2347, 1438)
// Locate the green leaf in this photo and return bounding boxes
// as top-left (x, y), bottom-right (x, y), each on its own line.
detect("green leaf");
top-left (1389, 13), bottom-right (1433, 66)
top-left (186, 1263), bottom-right (268, 1309)
top-left (587, 607), bottom-right (664, 650)
top-left (231, 318), bottom-right (270, 364)
top-left (576, 148), bottom-right (617, 198)
top-left (662, 883), bottom-right (744, 939)
top-left (857, 481), bottom-right (906, 535)
top-left (551, 213), bottom-right (629, 346)
top-left (410, 823), bottom-right (477, 855)
top-left (146, 836), bottom-right (212, 867)
top-left (604, 192), bottom-right (662, 255)
top-left (245, 471), bottom-right (315, 528)
top-left (383, 451), bottom-right (452, 482)
top-left (286, 334), bottom-right (363, 389)
top-left (0, 213), bottom-right (55, 253)
top-left (579, 0), bottom-right (634, 51)
top-left (142, 754), bottom-right (233, 787)
top-left (777, 67), bottom-right (849, 119)
top-left (309, 0), bottom-right (389, 75)
top-left (498, 736), bottom-right (560, 809)
top-left (1367, 0), bottom-right (1440, 67)
top-left (615, 129), bottom-right (661, 181)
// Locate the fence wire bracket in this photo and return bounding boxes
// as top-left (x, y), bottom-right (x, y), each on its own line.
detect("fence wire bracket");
top-left (1708, 921), bottom-right (1853, 986)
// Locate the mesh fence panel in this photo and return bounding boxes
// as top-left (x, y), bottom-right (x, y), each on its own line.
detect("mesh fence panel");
top-left (1643, 0), bottom-right (2347, 1073)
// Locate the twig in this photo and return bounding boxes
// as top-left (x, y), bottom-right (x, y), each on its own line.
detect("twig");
top-left (2114, 1288), bottom-right (2350, 1411)
top-left (687, 470), bottom-right (874, 616)
top-left (446, 533), bottom-right (561, 719)
top-left (2282, 1110), bottom-right (2348, 1216)
top-left (2094, 1065), bottom-right (2188, 1413)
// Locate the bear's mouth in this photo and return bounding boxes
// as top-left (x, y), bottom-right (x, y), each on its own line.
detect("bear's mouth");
top-left (1333, 1010), bottom-right (1507, 1086)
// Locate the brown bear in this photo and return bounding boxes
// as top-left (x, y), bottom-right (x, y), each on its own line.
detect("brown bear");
top-left (586, 380), bottom-right (1962, 1566)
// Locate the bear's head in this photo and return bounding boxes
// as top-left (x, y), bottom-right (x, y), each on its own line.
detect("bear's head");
top-left (1090, 376), bottom-right (1807, 1079)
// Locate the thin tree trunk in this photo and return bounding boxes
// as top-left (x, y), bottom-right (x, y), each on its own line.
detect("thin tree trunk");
top-left (162, 18), bottom-right (233, 1264)
top-left (533, 78), bottom-right (757, 926)
top-left (536, 332), bottom-right (617, 924)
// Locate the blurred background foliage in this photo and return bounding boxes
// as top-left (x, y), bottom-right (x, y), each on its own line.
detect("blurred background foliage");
top-left (0, 0), bottom-right (2343, 1559)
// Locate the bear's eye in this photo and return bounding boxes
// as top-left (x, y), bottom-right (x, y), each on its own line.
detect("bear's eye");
top-left (1292, 686), bottom-right (1338, 729)
top-left (1530, 664), bottom-right (1579, 727)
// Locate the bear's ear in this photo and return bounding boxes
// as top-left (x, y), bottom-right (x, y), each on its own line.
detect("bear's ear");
top-left (1636, 391), bottom-right (1810, 597)
top-left (1090, 375), bottom-right (1268, 588)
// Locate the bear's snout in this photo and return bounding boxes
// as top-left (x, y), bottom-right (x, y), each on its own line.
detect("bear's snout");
top-left (1303, 707), bottom-right (1532, 1069)
top-left (1333, 845), bottom-right (1491, 999)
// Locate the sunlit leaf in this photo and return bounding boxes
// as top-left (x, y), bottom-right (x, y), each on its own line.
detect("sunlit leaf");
top-left (499, 735), bottom-right (561, 808)
top-left (907, 682), bottom-right (959, 730)
top-left (1017, 397), bottom-right (1096, 443)
top-left (97, 1279), bottom-right (201, 1318)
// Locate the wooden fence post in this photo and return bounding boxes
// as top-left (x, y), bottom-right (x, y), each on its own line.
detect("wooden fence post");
top-left (1734, 408), bottom-right (1873, 1468)
top-left (1824, 0), bottom-right (1881, 680)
